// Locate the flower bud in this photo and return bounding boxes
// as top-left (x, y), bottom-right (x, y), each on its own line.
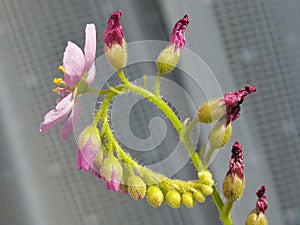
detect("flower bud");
top-left (198, 98), bottom-right (225, 123)
top-left (147, 186), bottom-right (164, 207)
top-left (246, 210), bottom-right (268, 225)
top-left (198, 170), bottom-right (214, 186)
top-left (182, 193), bottom-right (194, 208)
top-left (165, 190), bottom-right (181, 208)
top-left (223, 142), bottom-right (245, 201)
top-left (208, 119), bottom-right (232, 149)
top-left (77, 125), bottom-right (101, 172)
top-left (193, 190), bottom-right (205, 203)
top-left (199, 184), bottom-right (213, 195)
top-left (104, 10), bottom-right (127, 70)
top-left (102, 156), bottom-right (123, 192)
top-left (156, 14), bottom-right (189, 75)
top-left (127, 175), bottom-right (147, 200)
top-left (246, 185), bottom-right (268, 225)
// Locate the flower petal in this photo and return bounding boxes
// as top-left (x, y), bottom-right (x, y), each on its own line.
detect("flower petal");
top-left (60, 99), bottom-right (82, 140)
top-left (84, 24), bottom-right (96, 71)
top-left (76, 139), bottom-right (99, 172)
top-left (86, 63), bottom-right (95, 85)
top-left (63, 41), bottom-right (85, 87)
top-left (40, 93), bottom-right (73, 132)
top-left (105, 171), bottom-right (120, 192)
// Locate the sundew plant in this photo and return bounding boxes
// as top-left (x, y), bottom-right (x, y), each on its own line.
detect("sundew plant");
top-left (40, 11), bottom-right (268, 225)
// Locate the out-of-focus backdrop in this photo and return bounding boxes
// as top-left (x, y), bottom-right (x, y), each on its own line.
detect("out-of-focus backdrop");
top-left (0, 0), bottom-right (299, 224)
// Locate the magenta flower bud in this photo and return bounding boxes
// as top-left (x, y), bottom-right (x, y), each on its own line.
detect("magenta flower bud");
top-left (223, 141), bottom-right (245, 201)
top-left (104, 10), bottom-right (127, 70)
top-left (156, 14), bottom-right (189, 74)
top-left (246, 185), bottom-right (268, 225)
top-left (198, 85), bottom-right (257, 125)
top-left (169, 14), bottom-right (189, 51)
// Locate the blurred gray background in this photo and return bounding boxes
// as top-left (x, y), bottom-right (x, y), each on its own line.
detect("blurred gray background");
top-left (0, 0), bottom-right (299, 224)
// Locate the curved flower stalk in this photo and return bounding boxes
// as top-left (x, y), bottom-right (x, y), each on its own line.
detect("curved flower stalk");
top-left (39, 10), bottom-right (271, 225)
top-left (40, 24), bottom-right (96, 140)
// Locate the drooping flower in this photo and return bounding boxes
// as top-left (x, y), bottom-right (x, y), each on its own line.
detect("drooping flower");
top-left (223, 141), bottom-right (245, 201)
top-left (198, 85), bottom-right (257, 125)
top-left (40, 24), bottom-right (96, 140)
top-left (76, 125), bottom-right (101, 172)
top-left (104, 10), bottom-right (127, 70)
top-left (156, 14), bottom-right (189, 74)
top-left (102, 156), bottom-right (123, 192)
top-left (246, 185), bottom-right (268, 225)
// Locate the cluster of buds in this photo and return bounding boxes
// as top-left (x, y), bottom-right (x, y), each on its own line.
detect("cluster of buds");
top-left (198, 85), bottom-right (257, 149)
top-left (146, 170), bottom-right (214, 208)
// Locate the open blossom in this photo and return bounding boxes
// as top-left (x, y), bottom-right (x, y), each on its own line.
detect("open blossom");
top-left (104, 10), bottom-right (127, 70)
top-left (156, 14), bottom-right (189, 74)
top-left (39, 24), bottom-right (96, 140)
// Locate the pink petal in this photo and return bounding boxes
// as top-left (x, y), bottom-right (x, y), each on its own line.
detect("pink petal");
top-left (63, 41), bottom-right (85, 87)
top-left (84, 24), bottom-right (96, 71)
top-left (76, 139), bottom-right (99, 172)
top-left (60, 99), bottom-right (82, 140)
top-left (105, 171), bottom-right (120, 192)
top-left (40, 93), bottom-right (73, 132)
top-left (91, 166), bottom-right (103, 180)
top-left (86, 63), bottom-right (95, 85)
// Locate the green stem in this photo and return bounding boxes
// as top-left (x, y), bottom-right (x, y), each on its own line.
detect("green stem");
top-left (211, 185), bottom-right (224, 212)
top-left (118, 69), bottom-right (130, 85)
top-left (204, 146), bottom-right (216, 168)
top-left (220, 200), bottom-right (233, 225)
top-left (125, 83), bottom-right (182, 133)
top-left (154, 71), bottom-right (163, 97)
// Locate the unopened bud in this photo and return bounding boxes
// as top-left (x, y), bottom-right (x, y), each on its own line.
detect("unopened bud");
top-left (182, 193), bottom-right (194, 208)
top-left (193, 191), bottom-right (205, 203)
top-left (165, 190), bottom-right (181, 208)
top-left (104, 10), bottom-right (127, 70)
top-left (208, 120), bottom-right (232, 149)
top-left (223, 141), bottom-right (245, 201)
top-left (198, 170), bottom-right (214, 186)
top-left (102, 157), bottom-right (123, 192)
top-left (198, 98), bottom-right (225, 123)
top-left (246, 210), bottom-right (268, 225)
top-left (147, 186), bottom-right (164, 207)
top-left (128, 175), bottom-right (147, 200)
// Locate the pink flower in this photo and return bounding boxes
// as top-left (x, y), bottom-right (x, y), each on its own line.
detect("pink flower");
top-left (102, 157), bottom-right (123, 192)
top-left (40, 24), bottom-right (96, 140)
top-left (169, 14), bottom-right (189, 51)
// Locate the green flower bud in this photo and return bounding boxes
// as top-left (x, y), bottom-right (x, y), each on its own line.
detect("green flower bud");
top-left (156, 45), bottom-right (180, 75)
top-left (165, 190), bottom-right (181, 208)
top-left (147, 186), bottom-right (164, 207)
top-left (198, 98), bottom-right (225, 123)
top-left (199, 184), bottom-right (214, 196)
top-left (198, 170), bottom-right (214, 186)
top-left (246, 210), bottom-right (268, 225)
top-left (223, 174), bottom-right (245, 201)
top-left (102, 156), bottom-right (123, 192)
top-left (127, 175), bottom-right (147, 200)
top-left (193, 190), bottom-right (205, 203)
top-left (182, 193), bottom-right (194, 208)
top-left (208, 120), bottom-right (232, 149)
